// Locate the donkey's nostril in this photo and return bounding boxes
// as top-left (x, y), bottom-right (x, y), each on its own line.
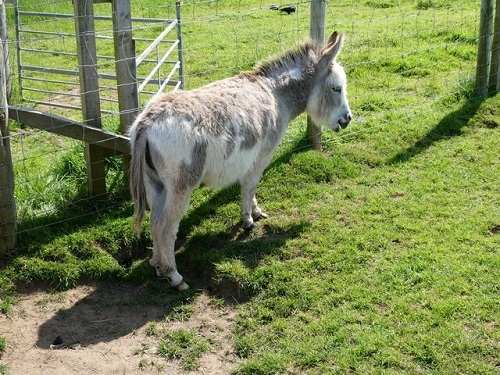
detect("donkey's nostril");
top-left (347, 113), bottom-right (352, 122)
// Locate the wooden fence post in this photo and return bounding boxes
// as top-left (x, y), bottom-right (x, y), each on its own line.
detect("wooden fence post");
top-left (111, 0), bottom-right (139, 134)
top-left (476, 0), bottom-right (495, 97)
top-left (489, 0), bottom-right (500, 93)
top-left (0, 0), bottom-right (16, 253)
top-left (0, 0), bottom-right (9, 99)
top-left (74, 0), bottom-right (107, 196)
top-left (308, 0), bottom-right (326, 150)
top-left (111, 0), bottom-right (138, 186)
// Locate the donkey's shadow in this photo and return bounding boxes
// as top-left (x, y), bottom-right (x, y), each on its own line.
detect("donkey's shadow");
top-left (35, 220), bottom-right (309, 348)
top-left (34, 133), bottom-right (313, 347)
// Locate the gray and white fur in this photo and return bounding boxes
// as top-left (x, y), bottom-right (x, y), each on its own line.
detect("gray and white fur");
top-left (129, 31), bottom-right (352, 290)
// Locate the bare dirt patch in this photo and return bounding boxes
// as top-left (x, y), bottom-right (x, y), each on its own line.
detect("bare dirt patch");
top-left (0, 283), bottom-right (238, 374)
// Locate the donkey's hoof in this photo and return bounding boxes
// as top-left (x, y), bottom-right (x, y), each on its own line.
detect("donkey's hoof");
top-left (252, 211), bottom-right (268, 221)
top-left (175, 281), bottom-right (190, 291)
top-left (154, 266), bottom-right (163, 278)
top-left (243, 220), bottom-right (255, 231)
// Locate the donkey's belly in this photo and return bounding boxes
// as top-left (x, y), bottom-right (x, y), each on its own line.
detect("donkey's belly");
top-left (202, 147), bottom-right (260, 188)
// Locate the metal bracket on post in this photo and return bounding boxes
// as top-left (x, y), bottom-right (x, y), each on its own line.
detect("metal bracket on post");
top-left (74, 0), bottom-right (107, 196)
top-left (308, 0), bottom-right (326, 150)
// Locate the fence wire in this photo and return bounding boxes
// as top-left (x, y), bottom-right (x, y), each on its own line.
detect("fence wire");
top-left (0, 0), bottom-right (490, 239)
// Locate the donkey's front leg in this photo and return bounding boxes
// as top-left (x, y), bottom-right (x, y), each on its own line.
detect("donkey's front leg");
top-left (251, 196), bottom-right (268, 221)
top-left (151, 190), bottom-right (191, 291)
top-left (240, 170), bottom-right (268, 231)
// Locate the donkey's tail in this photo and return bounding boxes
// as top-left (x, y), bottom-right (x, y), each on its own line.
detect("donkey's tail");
top-left (129, 124), bottom-right (148, 235)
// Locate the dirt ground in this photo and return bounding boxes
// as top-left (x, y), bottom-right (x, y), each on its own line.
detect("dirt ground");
top-left (0, 283), bottom-right (238, 374)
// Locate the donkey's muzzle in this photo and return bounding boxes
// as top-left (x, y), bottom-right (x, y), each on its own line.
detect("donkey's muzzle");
top-left (338, 114), bottom-right (352, 129)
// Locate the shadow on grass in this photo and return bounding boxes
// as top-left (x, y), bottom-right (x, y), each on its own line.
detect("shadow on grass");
top-left (388, 97), bottom-right (483, 164)
top-left (35, 221), bottom-right (309, 347)
top-left (13, 190), bottom-right (133, 253)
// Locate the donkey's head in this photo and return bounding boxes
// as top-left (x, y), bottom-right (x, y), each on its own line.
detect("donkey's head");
top-left (307, 32), bottom-right (352, 131)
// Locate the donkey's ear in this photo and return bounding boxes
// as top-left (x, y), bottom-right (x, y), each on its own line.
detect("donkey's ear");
top-left (317, 32), bottom-right (344, 73)
top-left (321, 31), bottom-right (344, 61)
top-left (326, 31), bottom-right (340, 47)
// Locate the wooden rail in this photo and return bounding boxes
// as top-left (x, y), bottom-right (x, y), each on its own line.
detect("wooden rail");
top-left (8, 106), bottom-right (130, 155)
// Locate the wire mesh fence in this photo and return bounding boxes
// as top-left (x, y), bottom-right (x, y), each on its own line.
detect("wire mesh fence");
top-left (0, 0), bottom-right (494, 243)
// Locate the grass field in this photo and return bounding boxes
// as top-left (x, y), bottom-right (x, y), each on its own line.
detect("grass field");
top-left (1, 0), bottom-right (499, 373)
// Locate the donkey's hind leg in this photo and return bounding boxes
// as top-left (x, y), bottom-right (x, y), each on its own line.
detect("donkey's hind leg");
top-left (151, 186), bottom-right (192, 291)
top-left (251, 196), bottom-right (268, 221)
top-left (240, 156), bottom-right (271, 230)
top-left (144, 173), bottom-right (164, 269)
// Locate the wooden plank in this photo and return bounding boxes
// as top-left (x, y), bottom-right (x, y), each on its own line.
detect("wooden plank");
top-left (74, 0), bottom-right (106, 195)
top-left (307, 0), bottom-right (326, 150)
top-left (0, 0), bottom-right (16, 252)
top-left (8, 106), bottom-right (130, 155)
top-left (489, 0), bottom-right (500, 93)
top-left (476, 0), bottom-right (495, 97)
top-left (112, 0), bottom-right (139, 134)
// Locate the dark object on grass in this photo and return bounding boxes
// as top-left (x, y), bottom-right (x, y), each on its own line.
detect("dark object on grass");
top-left (50, 335), bottom-right (64, 349)
top-left (52, 336), bottom-right (63, 346)
top-left (270, 4), bottom-right (297, 15)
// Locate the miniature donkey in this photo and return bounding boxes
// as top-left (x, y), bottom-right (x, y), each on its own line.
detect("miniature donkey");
top-left (130, 31), bottom-right (352, 290)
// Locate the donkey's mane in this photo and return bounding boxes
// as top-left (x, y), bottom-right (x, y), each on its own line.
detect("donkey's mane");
top-left (250, 40), bottom-right (321, 77)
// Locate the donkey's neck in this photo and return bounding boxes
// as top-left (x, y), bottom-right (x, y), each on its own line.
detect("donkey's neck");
top-left (253, 42), bottom-right (320, 123)
top-left (271, 64), bottom-right (316, 121)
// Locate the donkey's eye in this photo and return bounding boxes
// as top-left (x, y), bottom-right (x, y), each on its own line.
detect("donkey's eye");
top-left (332, 87), bottom-right (342, 93)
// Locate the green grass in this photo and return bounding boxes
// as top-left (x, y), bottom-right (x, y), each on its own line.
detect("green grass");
top-left (1, 0), bottom-right (499, 374)
top-left (158, 329), bottom-right (210, 371)
top-left (0, 337), bottom-right (5, 375)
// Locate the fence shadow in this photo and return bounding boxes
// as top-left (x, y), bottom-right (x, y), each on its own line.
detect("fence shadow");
top-left (35, 220), bottom-right (309, 348)
top-left (387, 97), bottom-right (483, 164)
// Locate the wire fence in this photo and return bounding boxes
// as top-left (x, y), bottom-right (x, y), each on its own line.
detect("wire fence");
top-left (0, 0), bottom-right (494, 243)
